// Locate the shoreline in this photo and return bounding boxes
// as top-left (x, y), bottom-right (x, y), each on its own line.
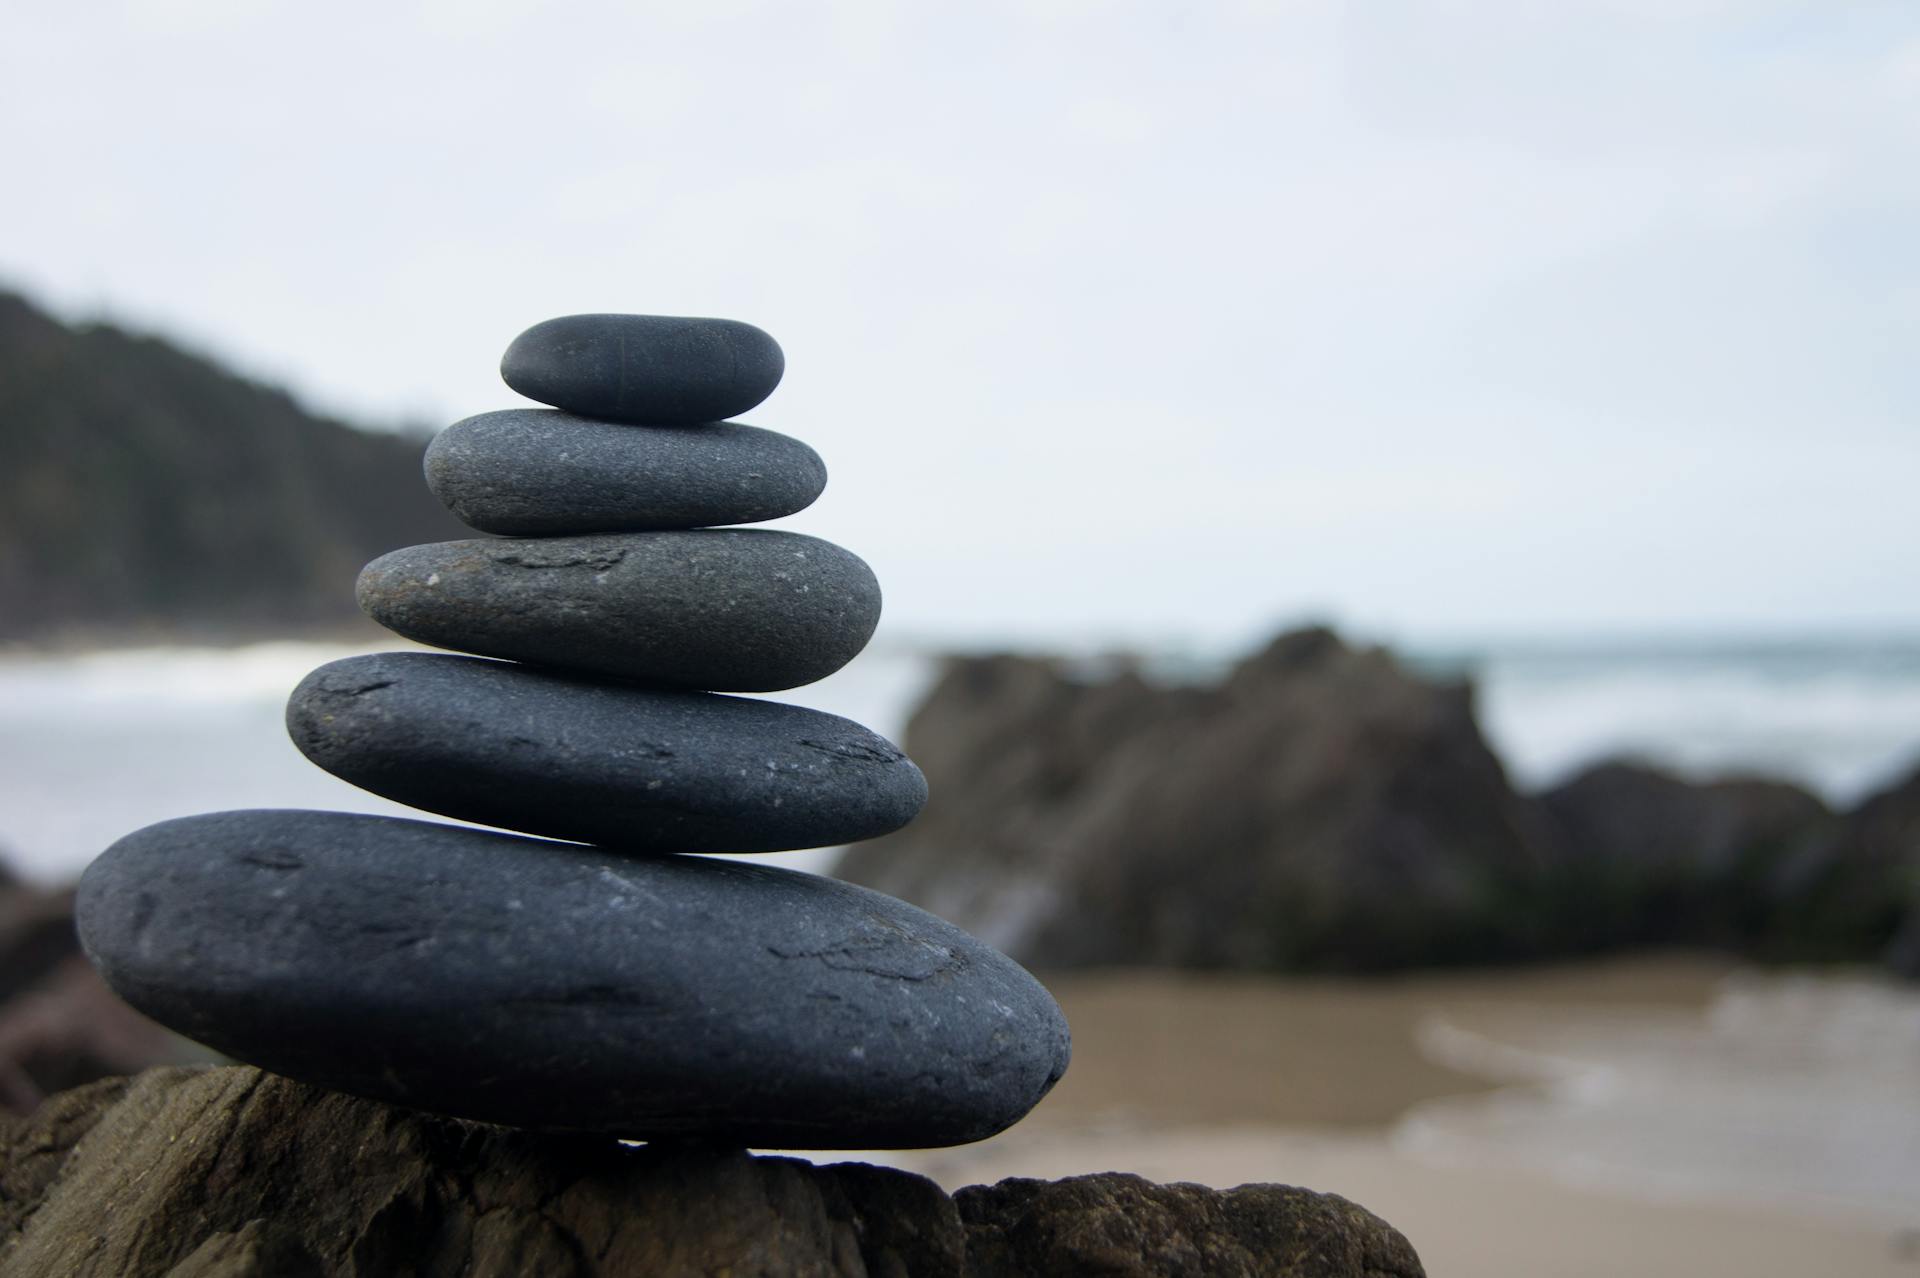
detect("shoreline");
top-left (878, 1122), bottom-right (1917, 1278)
top-left (1012, 955), bottom-right (1737, 1133)
top-left (856, 955), bottom-right (1919, 1278)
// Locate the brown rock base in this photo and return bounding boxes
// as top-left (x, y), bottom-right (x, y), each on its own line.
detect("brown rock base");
top-left (0, 1066), bottom-right (1422, 1277)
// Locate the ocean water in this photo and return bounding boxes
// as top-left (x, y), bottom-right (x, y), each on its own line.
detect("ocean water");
top-left (1399, 969), bottom-right (1920, 1229)
top-left (1441, 638), bottom-right (1920, 804)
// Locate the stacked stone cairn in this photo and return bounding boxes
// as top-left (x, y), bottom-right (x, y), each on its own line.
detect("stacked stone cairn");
top-left (75, 315), bottom-right (1071, 1148)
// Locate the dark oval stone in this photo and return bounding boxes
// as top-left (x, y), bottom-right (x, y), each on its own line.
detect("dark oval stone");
top-left (75, 810), bottom-right (1071, 1147)
top-left (287, 653), bottom-right (927, 852)
top-left (423, 411), bottom-right (827, 536)
top-left (356, 530), bottom-right (880, 692)
top-left (502, 314), bottom-right (784, 424)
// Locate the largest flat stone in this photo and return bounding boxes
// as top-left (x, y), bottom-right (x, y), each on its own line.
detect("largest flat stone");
top-left (356, 530), bottom-right (881, 692)
top-left (75, 810), bottom-right (1072, 1148)
top-left (287, 652), bottom-right (926, 852)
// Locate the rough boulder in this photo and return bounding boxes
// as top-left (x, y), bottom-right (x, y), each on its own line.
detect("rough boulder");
top-left (1538, 761), bottom-right (1833, 949)
top-left (0, 1066), bottom-right (1424, 1278)
top-left (837, 628), bottom-right (1557, 969)
top-left (1766, 763), bottom-right (1920, 970)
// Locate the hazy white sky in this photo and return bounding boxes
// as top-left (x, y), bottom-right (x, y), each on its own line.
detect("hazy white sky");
top-left (5, 1), bottom-right (1916, 647)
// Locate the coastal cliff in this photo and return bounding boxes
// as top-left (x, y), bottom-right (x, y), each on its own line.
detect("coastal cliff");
top-left (0, 291), bottom-right (466, 642)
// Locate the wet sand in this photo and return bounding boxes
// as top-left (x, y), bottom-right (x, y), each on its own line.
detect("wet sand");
top-left (1011, 957), bottom-right (1735, 1131)
top-left (866, 957), bottom-right (1919, 1278)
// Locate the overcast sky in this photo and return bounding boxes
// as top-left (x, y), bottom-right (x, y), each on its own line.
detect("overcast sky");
top-left (5, 1), bottom-right (1916, 649)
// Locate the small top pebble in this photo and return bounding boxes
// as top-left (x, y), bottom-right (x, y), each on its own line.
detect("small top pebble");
top-left (502, 314), bottom-right (784, 423)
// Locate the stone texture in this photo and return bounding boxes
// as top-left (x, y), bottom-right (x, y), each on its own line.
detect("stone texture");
top-left (358, 529), bottom-right (881, 692)
top-left (836, 628), bottom-right (1559, 970)
top-left (424, 410), bottom-right (827, 535)
top-left (956, 1173), bottom-right (1426, 1278)
top-left (501, 313), bottom-right (784, 424)
top-left (0, 1066), bottom-right (1424, 1277)
top-left (287, 652), bottom-right (926, 853)
top-left (76, 810), bottom-right (1069, 1147)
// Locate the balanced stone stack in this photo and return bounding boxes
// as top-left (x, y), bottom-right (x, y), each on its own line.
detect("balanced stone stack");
top-left (74, 315), bottom-right (1071, 1149)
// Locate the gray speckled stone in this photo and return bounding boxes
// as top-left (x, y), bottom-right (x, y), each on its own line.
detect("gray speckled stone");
top-left (287, 652), bottom-right (926, 852)
top-left (75, 810), bottom-right (1071, 1147)
top-left (502, 314), bottom-right (784, 424)
top-left (424, 411), bottom-right (828, 535)
top-left (356, 530), bottom-right (880, 692)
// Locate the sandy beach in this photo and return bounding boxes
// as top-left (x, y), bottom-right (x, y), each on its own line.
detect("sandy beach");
top-left (864, 958), bottom-right (1920, 1277)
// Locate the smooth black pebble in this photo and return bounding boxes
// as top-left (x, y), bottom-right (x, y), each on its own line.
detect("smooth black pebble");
top-left (502, 313), bottom-right (784, 424)
top-left (355, 530), bottom-right (881, 693)
top-left (424, 410), bottom-right (827, 535)
top-left (75, 810), bottom-right (1071, 1148)
top-left (287, 652), bottom-right (926, 852)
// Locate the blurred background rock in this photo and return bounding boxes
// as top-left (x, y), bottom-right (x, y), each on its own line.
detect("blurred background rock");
top-left (838, 629), bottom-right (1920, 976)
top-left (4, 6), bottom-right (1918, 1275)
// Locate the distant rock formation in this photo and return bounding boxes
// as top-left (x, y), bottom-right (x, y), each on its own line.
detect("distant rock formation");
top-left (839, 627), bottom-right (1920, 975)
top-left (0, 861), bottom-right (181, 1113)
top-left (1885, 791), bottom-right (1920, 978)
top-left (1538, 761), bottom-right (1834, 950)
top-left (838, 628), bottom-right (1558, 970)
top-left (1766, 765), bottom-right (1920, 971)
top-left (0, 290), bottom-right (468, 642)
top-left (0, 1066), bottom-right (1425, 1277)
top-left (0, 865), bottom-right (74, 1004)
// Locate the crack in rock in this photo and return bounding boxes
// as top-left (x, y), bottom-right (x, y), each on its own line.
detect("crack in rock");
top-left (487, 547), bottom-right (628, 572)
